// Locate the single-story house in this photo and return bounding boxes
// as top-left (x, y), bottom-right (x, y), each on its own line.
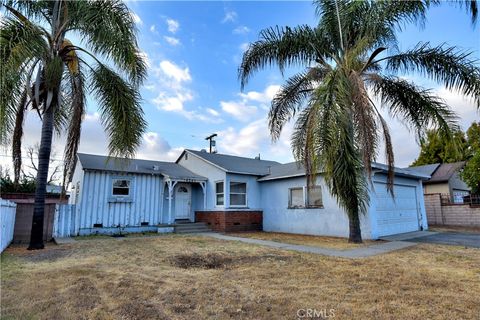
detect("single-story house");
top-left (408, 162), bottom-right (470, 203)
top-left (68, 149), bottom-right (430, 239)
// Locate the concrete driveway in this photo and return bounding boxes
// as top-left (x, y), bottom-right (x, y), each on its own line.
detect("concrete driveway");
top-left (381, 231), bottom-right (480, 248)
top-left (405, 232), bottom-right (480, 248)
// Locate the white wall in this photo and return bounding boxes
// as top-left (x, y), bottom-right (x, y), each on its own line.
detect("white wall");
top-left (1, 199), bottom-right (16, 253)
top-left (259, 176), bottom-right (373, 239)
top-left (177, 151), bottom-right (226, 210)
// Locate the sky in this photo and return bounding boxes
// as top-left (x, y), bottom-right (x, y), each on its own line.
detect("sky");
top-left (1, 1), bottom-right (479, 177)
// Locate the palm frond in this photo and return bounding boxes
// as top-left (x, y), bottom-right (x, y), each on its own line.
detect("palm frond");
top-left (90, 63), bottom-right (146, 159)
top-left (368, 74), bottom-right (459, 140)
top-left (383, 43), bottom-right (480, 108)
top-left (239, 25), bottom-right (327, 89)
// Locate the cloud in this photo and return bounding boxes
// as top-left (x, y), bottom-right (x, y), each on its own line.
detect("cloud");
top-left (157, 60), bottom-right (191, 83)
top-left (206, 108), bottom-right (220, 117)
top-left (233, 26), bottom-right (250, 35)
top-left (137, 132), bottom-right (183, 161)
top-left (131, 12), bottom-right (142, 26)
top-left (222, 11), bottom-right (237, 23)
top-left (164, 36), bottom-right (181, 46)
top-left (149, 24), bottom-right (159, 35)
top-left (166, 18), bottom-right (179, 33)
top-left (220, 84), bottom-right (281, 121)
top-left (216, 118), bottom-right (293, 161)
top-left (220, 100), bottom-right (258, 121)
top-left (239, 42), bottom-right (249, 52)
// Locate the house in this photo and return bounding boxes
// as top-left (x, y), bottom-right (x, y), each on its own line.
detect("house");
top-left (68, 149), bottom-right (430, 239)
top-left (408, 162), bottom-right (470, 203)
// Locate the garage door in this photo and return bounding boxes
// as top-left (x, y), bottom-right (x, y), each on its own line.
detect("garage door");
top-left (374, 182), bottom-right (420, 237)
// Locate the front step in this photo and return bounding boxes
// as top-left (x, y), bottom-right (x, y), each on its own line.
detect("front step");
top-left (174, 222), bottom-right (212, 234)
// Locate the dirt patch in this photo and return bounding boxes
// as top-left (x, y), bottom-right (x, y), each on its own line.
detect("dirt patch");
top-left (169, 252), bottom-right (292, 269)
top-left (170, 252), bottom-right (233, 269)
top-left (116, 300), bottom-right (168, 320)
top-left (7, 244), bottom-right (72, 262)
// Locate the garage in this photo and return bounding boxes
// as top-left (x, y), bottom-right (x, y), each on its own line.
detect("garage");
top-left (374, 182), bottom-right (421, 237)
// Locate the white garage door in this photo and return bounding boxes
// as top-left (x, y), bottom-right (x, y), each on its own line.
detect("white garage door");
top-left (374, 182), bottom-right (420, 237)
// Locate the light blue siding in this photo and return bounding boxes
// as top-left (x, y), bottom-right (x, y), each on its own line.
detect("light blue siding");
top-left (225, 173), bottom-right (262, 209)
top-left (260, 175), bottom-right (373, 239)
top-left (78, 170), bottom-right (164, 234)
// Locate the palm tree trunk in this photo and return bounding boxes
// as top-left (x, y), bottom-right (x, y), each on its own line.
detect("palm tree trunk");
top-left (348, 211), bottom-right (362, 243)
top-left (28, 103), bottom-right (55, 250)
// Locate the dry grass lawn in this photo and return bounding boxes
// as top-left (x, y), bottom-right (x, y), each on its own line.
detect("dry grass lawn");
top-left (225, 231), bottom-right (380, 250)
top-left (1, 234), bottom-right (479, 319)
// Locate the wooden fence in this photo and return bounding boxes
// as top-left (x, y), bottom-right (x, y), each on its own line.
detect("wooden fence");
top-left (13, 203), bottom-right (56, 243)
top-left (1, 199), bottom-right (17, 253)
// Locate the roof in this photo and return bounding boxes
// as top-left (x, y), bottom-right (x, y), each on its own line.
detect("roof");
top-left (406, 163), bottom-right (441, 177)
top-left (420, 161), bottom-right (465, 183)
top-left (77, 153), bottom-right (206, 181)
top-left (258, 161), bottom-right (431, 182)
top-left (180, 149), bottom-right (280, 176)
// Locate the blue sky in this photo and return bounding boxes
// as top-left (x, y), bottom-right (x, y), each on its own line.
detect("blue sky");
top-left (3, 1), bottom-right (479, 171)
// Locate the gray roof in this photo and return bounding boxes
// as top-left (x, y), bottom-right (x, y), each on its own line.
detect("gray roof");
top-left (182, 149), bottom-right (280, 176)
top-left (77, 153), bottom-right (206, 181)
top-left (406, 163), bottom-right (440, 177)
top-left (258, 161), bottom-right (430, 182)
top-left (408, 162), bottom-right (466, 183)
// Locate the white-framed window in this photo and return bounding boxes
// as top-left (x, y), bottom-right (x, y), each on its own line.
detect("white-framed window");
top-left (230, 181), bottom-right (247, 207)
top-left (288, 186), bottom-right (323, 208)
top-left (216, 181), bottom-right (224, 206)
top-left (288, 187), bottom-right (304, 208)
top-left (307, 186), bottom-right (323, 207)
top-left (112, 179), bottom-right (131, 196)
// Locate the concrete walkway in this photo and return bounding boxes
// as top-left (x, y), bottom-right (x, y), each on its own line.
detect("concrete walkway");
top-left (198, 233), bottom-right (417, 259)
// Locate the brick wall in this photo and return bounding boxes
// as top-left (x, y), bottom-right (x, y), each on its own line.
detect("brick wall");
top-left (424, 193), bottom-right (480, 226)
top-left (195, 211), bottom-right (262, 232)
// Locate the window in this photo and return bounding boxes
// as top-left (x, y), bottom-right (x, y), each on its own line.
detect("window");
top-left (307, 186), bottom-right (323, 207)
top-left (288, 186), bottom-right (323, 208)
top-left (230, 182), bottom-right (247, 207)
top-left (289, 187), bottom-right (304, 208)
top-left (216, 181), bottom-right (224, 206)
top-left (112, 179), bottom-right (130, 196)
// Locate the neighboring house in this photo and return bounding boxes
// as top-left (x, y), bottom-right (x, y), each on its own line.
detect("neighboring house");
top-left (408, 162), bottom-right (470, 203)
top-left (68, 149), bottom-right (429, 239)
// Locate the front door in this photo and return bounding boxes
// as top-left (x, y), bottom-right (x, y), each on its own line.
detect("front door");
top-left (175, 183), bottom-right (191, 220)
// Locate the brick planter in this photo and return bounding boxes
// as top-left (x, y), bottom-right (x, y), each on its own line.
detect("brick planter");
top-left (195, 211), bottom-right (263, 232)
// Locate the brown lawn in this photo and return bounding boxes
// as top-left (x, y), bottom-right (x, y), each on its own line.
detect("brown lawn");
top-left (1, 234), bottom-right (479, 320)
top-left (224, 231), bottom-right (381, 250)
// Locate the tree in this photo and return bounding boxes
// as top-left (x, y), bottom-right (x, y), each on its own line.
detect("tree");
top-left (22, 144), bottom-right (62, 185)
top-left (239, 0), bottom-right (480, 243)
top-left (466, 121), bottom-right (480, 157)
top-left (0, 0), bottom-right (147, 249)
top-left (411, 129), bottom-right (468, 166)
top-left (461, 151), bottom-right (480, 194)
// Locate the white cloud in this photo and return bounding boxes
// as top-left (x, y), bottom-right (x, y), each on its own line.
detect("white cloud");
top-left (153, 91), bottom-right (193, 112)
top-left (157, 60), bottom-right (191, 83)
top-left (222, 11), bottom-right (237, 23)
top-left (233, 26), bottom-right (250, 35)
top-left (239, 84), bottom-right (281, 104)
top-left (149, 24), bottom-right (159, 35)
top-left (239, 42), bottom-right (249, 52)
top-left (166, 18), bottom-right (179, 33)
top-left (220, 100), bottom-right (258, 121)
top-left (164, 36), bottom-right (181, 46)
top-left (131, 12), bottom-right (142, 26)
top-left (206, 108), bottom-right (220, 117)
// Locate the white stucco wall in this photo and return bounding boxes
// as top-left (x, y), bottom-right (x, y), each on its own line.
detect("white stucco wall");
top-left (177, 151), bottom-right (226, 210)
top-left (259, 175), bottom-right (373, 239)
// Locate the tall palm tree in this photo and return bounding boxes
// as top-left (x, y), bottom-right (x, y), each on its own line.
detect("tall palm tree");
top-left (0, 0), bottom-right (147, 249)
top-left (239, 0), bottom-right (480, 242)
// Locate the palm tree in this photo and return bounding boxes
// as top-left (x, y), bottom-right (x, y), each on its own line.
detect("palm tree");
top-left (239, 0), bottom-right (480, 242)
top-left (0, 0), bottom-right (147, 249)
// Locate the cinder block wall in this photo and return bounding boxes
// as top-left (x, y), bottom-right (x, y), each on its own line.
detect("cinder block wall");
top-left (195, 211), bottom-right (262, 232)
top-left (424, 194), bottom-right (480, 226)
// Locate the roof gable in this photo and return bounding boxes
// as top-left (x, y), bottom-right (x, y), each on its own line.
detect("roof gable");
top-left (180, 149), bottom-right (280, 176)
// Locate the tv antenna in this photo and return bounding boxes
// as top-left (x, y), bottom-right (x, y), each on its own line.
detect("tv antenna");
top-left (205, 133), bottom-right (217, 153)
